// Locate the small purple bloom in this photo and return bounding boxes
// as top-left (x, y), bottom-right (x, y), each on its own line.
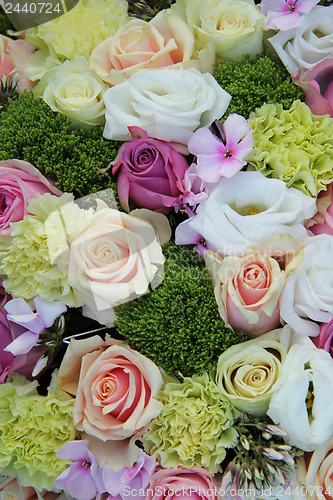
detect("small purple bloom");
top-left (55, 440), bottom-right (104, 500)
top-left (102, 450), bottom-right (156, 499)
top-left (4, 296), bottom-right (66, 355)
top-left (188, 114), bottom-right (253, 184)
top-left (260, 0), bottom-right (320, 31)
top-left (173, 163), bottom-right (208, 213)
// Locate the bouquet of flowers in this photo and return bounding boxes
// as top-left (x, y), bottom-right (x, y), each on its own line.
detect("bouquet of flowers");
top-left (1, 0), bottom-right (333, 498)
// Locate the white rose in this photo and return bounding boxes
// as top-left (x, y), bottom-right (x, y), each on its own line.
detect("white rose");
top-left (171, 0), bottom-right (266, 60)
top-left (268, 5), bottom-right (333, 74)
top-left (175, 171), bottom-right (316, 256)
top-left (267, 342), bottom-right (333, 452)
top-left (40, 57), bottom-right (108, 128)
top-left (216, 329), bottom-right (287, 416)
top-left (280, 235), bottom-right (333, 337)
top-left (102, 67), bottom-right (231, 144)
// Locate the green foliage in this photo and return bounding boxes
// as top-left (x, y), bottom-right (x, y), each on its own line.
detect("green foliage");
top-left (128, 0), bottom-right (175, 20)
top-left (0, 7), bottom-right (14, 35)
top-left (0, 91), bottom-right (120, 198)
top-left (214, 53), bottom-right (304, 119)
top-left (115, 242), bottom-right (248, 377)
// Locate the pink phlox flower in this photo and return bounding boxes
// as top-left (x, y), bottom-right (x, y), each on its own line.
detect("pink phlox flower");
top-left (188, 114), bottom-right (253, 184)
top-left (260, 0), bottom-right (320, 31)
top-left (173, 163), bottom-right (208, 212)
top-left (55, 440), bottom-right (104, 500)
top-left (4, 296), bottom-right (66, 355)
top-left (102, 450), bottom-right (156, 499)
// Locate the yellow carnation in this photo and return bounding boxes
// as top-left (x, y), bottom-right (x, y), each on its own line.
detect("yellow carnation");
top-left (26, 0), bottom-right (129, 61)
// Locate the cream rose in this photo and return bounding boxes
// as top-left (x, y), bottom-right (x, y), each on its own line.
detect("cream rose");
top-left (216, 330), bottom-right (287, 416)
top-left (89, 10), bottom-right (213, 85)
top-left (269, 5), bottom-right (333, 74)
top-left (206, 250), bottom-right (284, 337)
top-left (298, 438), bottom-right (333, 500)
top-left (67, 204), bottom-right (168, 326)
top-left (171, 0), bottom-right (266, 60)
top-left (39, 56), bottom-right (108, 128)
top-left (102, 67), bottom-right (231, 144)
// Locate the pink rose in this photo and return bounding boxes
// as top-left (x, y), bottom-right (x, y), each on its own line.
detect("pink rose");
top-left (89, 10), bottom-right (208, 86)
top-left (0, 159), bottom-right (62, 235)
top-left (147, 467), bottom-right (220, 500)
top-left (112, 127), bottom-right (188, 214)
top-left (206, 251), bottom-right (284, 337)
top-left (307, 183), bottom-right (333, 236)
top-left (58, 336), bottom-right (163, 468)
top-left (312, 318), bottom-right (333, 357)
top-left (292, 58), bottom-right (333, 117)
top-left (298, 438), bottom-right (333, 500)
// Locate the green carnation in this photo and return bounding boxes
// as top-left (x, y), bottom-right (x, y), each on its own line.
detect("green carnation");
top-left (0, 193), bottom-right (80, 304)
top-left (0, 373), bottom-right (76, 491)
top-left (143, 373), bottom-right (238, 474)
top-left (247, 100), bottom-right (333, 196)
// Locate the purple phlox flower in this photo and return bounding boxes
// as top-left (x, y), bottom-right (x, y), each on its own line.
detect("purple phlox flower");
top-left (173, 163), bottom-right (208, 213)
top-left (260, 0), bottom-right (320, 31)
top-left (55, 440), bottom-right (104, 500)
top-left (175, 215), bottom-right (216, 258)
top-left (4, 296), bottom-right (66, 356)
top-left (102, 450), bottom-right (156, 500)
top-left (187, 114), bottom-right (253, 184)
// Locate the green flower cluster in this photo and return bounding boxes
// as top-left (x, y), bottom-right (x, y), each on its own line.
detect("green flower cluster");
top-left (0, 374), bottom-right (76, 491)
top-left (115, 242), bottom-right (248, 377)
top-left (248, 100), bottom-right (333, 196)
top-left (0, 6), bottom-right (14, 34)
top-left (0, 91), bottom-right (119, 198)
top-left (214, 54), bottom-right (304, 119)
top-left (143, 373), bottom-right (238, 474)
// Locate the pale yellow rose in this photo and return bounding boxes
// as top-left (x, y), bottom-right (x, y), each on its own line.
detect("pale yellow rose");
top-left (37, 57), bottom-right (108, 128)
top-left (216, 330), bottom-right (287, 416)
top-left (171, 0), bottom-right (266, 60)
top-left (89, 9), bottom-right (214, 85)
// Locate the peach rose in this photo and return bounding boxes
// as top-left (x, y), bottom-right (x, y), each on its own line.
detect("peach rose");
top-left (206, 250), bottom-right (284, 337)
top-left (0, 35), bottom-right (36, 92)
top-left (58, 335), bottom-right (163, 444)
top-left (89, 9), bottom-right (212, 85)
top-left (298, 438), bottom-right (333, 500)
top-left (67, 204), bottom-right (168, 326)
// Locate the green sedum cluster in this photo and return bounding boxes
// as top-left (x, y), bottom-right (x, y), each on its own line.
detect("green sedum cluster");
top-left (248, 100), bottom-right (333, 196)
top-left (214, 54), bottom-right (304, 119)
top-left (0, 91), bottom-right (119, 198)
top-left (115, 242), bottom-right (248, 377)
top-left (0, 373), bottom-right (76, 491)
top-left (0, 6), bottom-right (14, 35)
top-left (143, 373), bottom-right (238, 474)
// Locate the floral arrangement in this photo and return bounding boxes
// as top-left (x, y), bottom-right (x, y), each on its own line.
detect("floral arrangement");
top-left (2, 0), bottom-right (333, 499)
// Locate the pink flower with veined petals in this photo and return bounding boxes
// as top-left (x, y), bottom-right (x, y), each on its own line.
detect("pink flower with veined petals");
top-left (188, 114), bottom-right (253, 184)
top-left (260, 0), bottom-right (320, 31)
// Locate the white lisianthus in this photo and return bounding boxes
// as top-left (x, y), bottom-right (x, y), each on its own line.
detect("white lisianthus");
top-left (39, 57), bottom-right (108, 128)
top-left (280, 235), bottom-right (333, 337)
top-left (216, 330), bottom-right (287, 416)
top-left (267, 341), bottom-right (333, 452)
top-left (175, 171), bottom-right (316, 256)
top-left (171, 0), bottom-right (266, 60)
top-left (268, 5), bottom-right (333, 74)
top-left (102, 67), bottom-right (231, 144)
